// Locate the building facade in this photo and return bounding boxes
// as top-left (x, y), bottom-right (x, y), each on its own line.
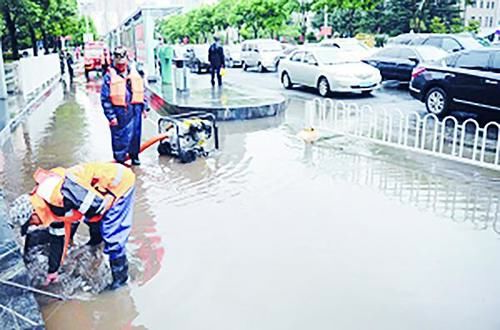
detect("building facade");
top-left (463, 0), bottom-right (500, 37)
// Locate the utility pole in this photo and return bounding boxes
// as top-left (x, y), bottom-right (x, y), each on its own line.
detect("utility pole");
top-left (324, 5), bottom-right (328, 28)
top-left (0, 44), bottom-right (7, 100)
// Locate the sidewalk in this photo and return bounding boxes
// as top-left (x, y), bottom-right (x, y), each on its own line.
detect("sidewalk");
top-left (0, 192), bottom-right (45, 329)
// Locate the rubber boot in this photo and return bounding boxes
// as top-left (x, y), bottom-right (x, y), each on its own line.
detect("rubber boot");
top-left (107, 255), bottom-right (129, 290)
top-left (86, 222), bottom-right (103, 246)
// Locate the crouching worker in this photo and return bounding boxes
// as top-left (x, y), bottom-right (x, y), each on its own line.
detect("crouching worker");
top-left (8, 162), bottom-right (136, 290)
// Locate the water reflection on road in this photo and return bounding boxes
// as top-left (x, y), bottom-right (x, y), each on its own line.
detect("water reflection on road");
top-left (1, 80), bottom-right (500, 330)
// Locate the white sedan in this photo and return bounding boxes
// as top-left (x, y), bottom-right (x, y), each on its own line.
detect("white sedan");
top-left (279, 48), bottom-right (382, 97)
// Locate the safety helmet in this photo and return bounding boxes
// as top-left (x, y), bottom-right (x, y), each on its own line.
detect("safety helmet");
top-left (113, 46), bottom-right (128, 64)
top-left (8, 194), bottom-right (33, 228)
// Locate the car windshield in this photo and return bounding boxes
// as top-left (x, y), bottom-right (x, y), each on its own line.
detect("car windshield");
top-left (417, 47), bottom-right (448, 61)
top-left (84, 48), bottom-right (102, 58)
top-left (338, 41), bottom-right (369, 52)
top-left (314, 50), bottom-right (359, 65)
top-left (260, 42), bottom-right (282, 52)
top-left (456, 36), bottom-right (487, 49)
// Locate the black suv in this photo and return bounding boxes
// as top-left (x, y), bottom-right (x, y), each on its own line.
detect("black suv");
top-left (409, 49), bottom-right (500, 116)
top-left (388, 33), bottom-right (487, 53)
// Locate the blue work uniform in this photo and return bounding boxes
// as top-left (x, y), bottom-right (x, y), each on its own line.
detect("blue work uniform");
top-left (101, 66), bottom-right (147, 163)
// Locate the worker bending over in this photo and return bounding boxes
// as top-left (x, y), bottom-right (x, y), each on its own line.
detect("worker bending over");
top-left (9, 162), bottom-right (135, 290)
top-left (101, 46), bottom-right (148, 165)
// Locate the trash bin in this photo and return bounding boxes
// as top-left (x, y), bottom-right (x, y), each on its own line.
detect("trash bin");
top-left (174, 59), bottom-right (190, 92)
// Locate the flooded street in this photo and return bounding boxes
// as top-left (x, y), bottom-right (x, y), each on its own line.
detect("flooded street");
top-left (1, 80), bottom-right (500, 330)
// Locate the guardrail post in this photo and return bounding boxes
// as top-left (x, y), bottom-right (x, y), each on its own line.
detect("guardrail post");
top-left (0, 44), bottom-right (7, 100)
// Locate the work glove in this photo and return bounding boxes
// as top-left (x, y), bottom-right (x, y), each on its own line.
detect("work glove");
top-left (44, 272), bottom-right (59, 286)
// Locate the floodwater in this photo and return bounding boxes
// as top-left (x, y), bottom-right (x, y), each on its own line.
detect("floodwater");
top-left (1, 78), bottom-right (500, 330)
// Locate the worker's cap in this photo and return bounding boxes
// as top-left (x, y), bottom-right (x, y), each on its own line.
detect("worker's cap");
top-left (113, 47), bottom-right (128, 63)
top-left (8, 194), bottom-right (33, 228)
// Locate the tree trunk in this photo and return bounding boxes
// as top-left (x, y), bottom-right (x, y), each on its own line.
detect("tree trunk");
top-left (3, 8), bottom-right (19, 59)
top-left (29, 25), bottom-right (39, 56)
top-left (41, 30), bottom-right (50, 54)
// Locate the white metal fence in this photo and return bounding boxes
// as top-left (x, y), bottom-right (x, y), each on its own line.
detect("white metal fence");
top-left (4, 63), bottom-right (19, 94)
top-left (17, 54), bottom-right (60, 100)
top-left (307, 98), bottom-right (500, 171)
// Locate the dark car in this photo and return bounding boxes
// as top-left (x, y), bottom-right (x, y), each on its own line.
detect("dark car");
top-left (364, 45), bottom-right (448, 82)
top-left (388, 33), bottom-right (487, 53)
top-left (409, 48), bottom-right (500, 116)
top-left (185, 44), bottom-right (211, 74)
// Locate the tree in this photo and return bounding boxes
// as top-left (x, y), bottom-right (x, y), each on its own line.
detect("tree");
top-left (429, 16), bottom-right (447, 33)
top-left (465, 19), bottom-right (480, 33)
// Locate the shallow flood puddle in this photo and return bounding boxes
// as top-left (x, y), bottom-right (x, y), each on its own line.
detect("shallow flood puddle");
top-left (1, 82), bottom-right (500, 330)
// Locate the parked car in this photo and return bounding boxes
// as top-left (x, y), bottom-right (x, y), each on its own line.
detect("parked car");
top-left (409, 48), bottom-right (500, 116)
top-left (363, 45), bottom-right (448, 82)
top-left (388, 33), bottom-right (487, 53)
top-left (185, 44), bottom-right (210, 73)
top-left (319, 38), bottom-right (375, 59)
top-left (279, 48), bottom-right (382, 97)
top-left (273, 45), bottom-right (298, 71)
top-left (240, 39), bottom-right (283, 72)
top-left (224, 45), bottom-right (242, 67)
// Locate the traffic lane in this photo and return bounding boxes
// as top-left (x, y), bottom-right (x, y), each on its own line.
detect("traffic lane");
top-left (224, 68), bottom-right (498, 124)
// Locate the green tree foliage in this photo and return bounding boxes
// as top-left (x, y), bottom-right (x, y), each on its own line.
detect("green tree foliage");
top-left (159, 0), bottom-right (297, 43)
top-left (311, 0), bottom-right (466, 37)
top-left (429, 16), bottom-right (447, 33)
top-left (465, 19), bottom-right (480, 33)
top-left (1, 0), bottom-right (97, 59)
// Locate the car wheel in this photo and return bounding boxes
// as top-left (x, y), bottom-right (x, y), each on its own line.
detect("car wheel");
top-left (425, 87), bottom-right (449, 116)
top-left (282, 72), bottom-right (292, 89)
top-left (243, 62), bottom-right (248, 71)
top-left (258, 62), bottom-right (265, 73)
top-left (317, 77), bottom-right (330, 97)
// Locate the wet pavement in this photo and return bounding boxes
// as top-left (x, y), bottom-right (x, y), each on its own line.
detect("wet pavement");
top-left (1, 76), bottom-right (500, 329)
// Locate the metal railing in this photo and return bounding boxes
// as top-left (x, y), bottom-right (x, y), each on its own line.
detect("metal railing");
top-left (4, 63), bottom-right (19, 94)
top-left (307, 98), bottom-right (500, 171)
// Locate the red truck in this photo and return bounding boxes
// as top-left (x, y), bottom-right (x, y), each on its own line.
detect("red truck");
top-left (84, 41), bottom-right (110, 80)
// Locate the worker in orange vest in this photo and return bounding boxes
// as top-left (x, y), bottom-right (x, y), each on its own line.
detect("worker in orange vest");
top-left (101, 46), bottom-right (148, 165)
top-left (8, 162), bottom-right (136, 290)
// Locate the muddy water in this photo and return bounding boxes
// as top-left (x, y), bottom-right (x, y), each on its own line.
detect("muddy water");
top-left (1, 81), bottom-right (500, 330)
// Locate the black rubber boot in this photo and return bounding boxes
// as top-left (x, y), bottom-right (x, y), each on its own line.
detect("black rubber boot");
top-left (130, 154), bottom-right (141, 166)
top-left (86, 222), bottom-right (103, 246)
top-left (107, 255), bottom-right (129, 290)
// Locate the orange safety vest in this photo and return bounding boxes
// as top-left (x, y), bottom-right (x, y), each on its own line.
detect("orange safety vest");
top-left (109, 67), bottom-right (145, 107)
top-left (30, 162), bottom-right (135, 263)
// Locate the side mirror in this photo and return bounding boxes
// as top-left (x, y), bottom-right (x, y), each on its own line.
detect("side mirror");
top-left (310, 61), bottom-right (318, 66)
top-left (408, 56), bottom-right (419, 64)
top-left (254, 49), bottom-right (259, 53)
top-left (452, 48), bottom-right (461, 53)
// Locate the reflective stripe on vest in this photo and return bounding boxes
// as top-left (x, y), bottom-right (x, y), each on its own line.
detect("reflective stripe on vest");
top-left (109, 67), bottom-right (145, 107)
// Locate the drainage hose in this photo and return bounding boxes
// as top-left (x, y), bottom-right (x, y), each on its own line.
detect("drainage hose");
top-left (123, 123), bottom-right (173, 162)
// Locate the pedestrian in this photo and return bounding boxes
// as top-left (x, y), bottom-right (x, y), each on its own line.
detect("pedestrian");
top-left (101, 46), bottom-right (148, 165)
top-left (101, 48), bottom-right (110, 76)
top-left (208, 36), bottom-right (225, 87)
top-left (59, 51), bottom-right (65, 76)
top-left (66, 52), bottom-right (74, 82)
top-left (8, 162), bottom-right (136, 290)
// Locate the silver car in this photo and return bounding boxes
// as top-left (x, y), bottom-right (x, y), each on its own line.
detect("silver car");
top-left (279, 48), bottom-right (382, 97)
